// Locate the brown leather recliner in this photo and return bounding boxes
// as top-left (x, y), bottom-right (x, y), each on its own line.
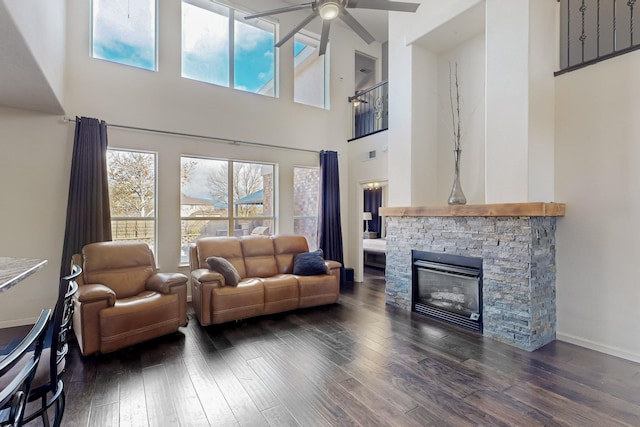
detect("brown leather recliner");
top-left (71, 241), bottom-right (188, 356)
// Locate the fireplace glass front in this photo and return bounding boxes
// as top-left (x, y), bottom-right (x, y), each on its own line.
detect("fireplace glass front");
top-left (412, 250), bottom-right (483, 333)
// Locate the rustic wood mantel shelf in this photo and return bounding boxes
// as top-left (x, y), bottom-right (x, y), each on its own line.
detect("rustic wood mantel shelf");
top-left (379, 202), bottom-right (566, 217)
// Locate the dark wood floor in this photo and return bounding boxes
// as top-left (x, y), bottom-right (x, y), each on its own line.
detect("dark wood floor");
top-left (10, 268), bottom-right (640, 426)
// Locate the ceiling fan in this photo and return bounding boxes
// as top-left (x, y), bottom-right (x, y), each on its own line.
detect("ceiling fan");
top-left (244, 0), bottom-right (420, 56)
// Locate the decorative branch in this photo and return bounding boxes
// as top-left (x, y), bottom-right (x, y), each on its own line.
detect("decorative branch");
top-left (449, 61), bottom-right (462, 151)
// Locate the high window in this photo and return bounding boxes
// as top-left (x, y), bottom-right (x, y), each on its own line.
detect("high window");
top-left (294, 33), bottom-right (328, 109)
top-left (107, 149), bottom-right (157, 253)
top-left (182, 0), bottom-right (276, 96)
top-left (293, 167), bottom-right (319, 250)
top-left (180, 156), bottom-right (275, 263)
top-left (92, 0), bottom-right (157, 71)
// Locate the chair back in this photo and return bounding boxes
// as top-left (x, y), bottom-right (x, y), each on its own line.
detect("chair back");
top-left (0, 309), bottom-right (51, 427)
top-left (50, 265), bottom-right (81, 382)
top-left (82, 241), bottom-right (156, 298)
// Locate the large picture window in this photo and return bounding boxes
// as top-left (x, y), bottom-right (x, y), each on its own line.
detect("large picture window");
top-left (294, 33), bottom-right (328, 109)
top-left (182, 0), bottom-right (275, 96)
top-left (293, 167), bottom-right (319, 250)
top-left (107, 149), bottom-right (157, 253)
top-left (180, 156), bottom-right (275, 263)
top-left (92, 0), bottom-right (157, 71)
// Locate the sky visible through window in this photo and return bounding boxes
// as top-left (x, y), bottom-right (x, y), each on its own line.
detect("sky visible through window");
top-left (92, 0), bottom-right (156, 70)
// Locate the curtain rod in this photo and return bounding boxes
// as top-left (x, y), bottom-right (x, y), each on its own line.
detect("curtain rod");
top-left (62, 117), bottom-right (320, 154)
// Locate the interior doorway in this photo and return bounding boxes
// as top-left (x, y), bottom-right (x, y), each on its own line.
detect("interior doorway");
top-left (355, 52), bottom-right (376, 91)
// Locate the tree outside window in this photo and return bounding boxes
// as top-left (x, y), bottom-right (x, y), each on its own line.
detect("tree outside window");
top-left (107, 149), bottom-right (157, 252)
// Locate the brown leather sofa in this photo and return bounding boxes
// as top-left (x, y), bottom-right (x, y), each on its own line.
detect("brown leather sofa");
top-left (72, 241), bottom-right (188, 355)
top-left (189, 235), bottom-right (341, 326)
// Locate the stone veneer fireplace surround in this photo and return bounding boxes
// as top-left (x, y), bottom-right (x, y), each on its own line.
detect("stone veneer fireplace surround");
top-left (379, 203), bottom-right (565, 352)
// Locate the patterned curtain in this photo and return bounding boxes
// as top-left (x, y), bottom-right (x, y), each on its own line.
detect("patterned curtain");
top-left (59, 117), bottom-right (112, 276)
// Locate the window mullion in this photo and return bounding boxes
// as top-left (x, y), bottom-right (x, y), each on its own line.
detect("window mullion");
top-left (228, 160), bottom-right (234, 235)
top-left (229, 8), bottom-right (235, 89)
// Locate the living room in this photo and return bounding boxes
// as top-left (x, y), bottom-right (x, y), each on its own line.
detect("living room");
top-left (1, 0), bottom-right (640, 424)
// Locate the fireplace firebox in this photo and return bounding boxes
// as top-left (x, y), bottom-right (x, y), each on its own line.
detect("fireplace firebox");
top-left (412, 250), bottom-right (483, 333)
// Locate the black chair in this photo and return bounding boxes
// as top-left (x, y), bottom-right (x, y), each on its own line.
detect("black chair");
top-left (22, 266), bottom-right (81, 427)
top-left (0, 309), bottom-right (51, 427)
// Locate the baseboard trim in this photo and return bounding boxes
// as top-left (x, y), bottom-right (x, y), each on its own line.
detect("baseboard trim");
top-left (556, 332), bottom-right (640, 363)
top-left (0, 316), bottom-right (39, 329)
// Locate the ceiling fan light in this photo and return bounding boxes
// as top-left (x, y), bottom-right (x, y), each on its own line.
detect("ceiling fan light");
top-left (319, 2), bottom-right (340, 20)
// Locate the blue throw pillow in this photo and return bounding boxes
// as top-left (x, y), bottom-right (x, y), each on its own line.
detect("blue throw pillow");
top-left (293, 249), bottom-right (328, 276)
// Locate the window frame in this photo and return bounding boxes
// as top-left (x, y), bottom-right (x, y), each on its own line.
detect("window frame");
top-left (181, 0), bottom-right (277, 96)
top-left (91, 0), bottom-right (159, 71)
top-left (106, 148), bottom-right (158, 254)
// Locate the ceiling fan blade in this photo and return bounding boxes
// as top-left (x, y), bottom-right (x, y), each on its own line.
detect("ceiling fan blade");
top-left (319, 20), bottom-right (331, 55)
top-left (347, 0), bottom-right (420, 13)
top-left (244, 2), bottom-right (314, 20)
top-left (275, 11), bottom-right (319, 48)
top-left (339, 10), bottom-right (376, 44)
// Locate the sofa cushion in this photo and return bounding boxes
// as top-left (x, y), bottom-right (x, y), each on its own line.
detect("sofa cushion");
top-left (206, 256), bottom-right (241, 286)
top-left (196, 237), bottom-right (247, 278)
top-left (273, 235), bottom-right (309, 274)
top-left (293, 250), bottom-right (328, 276)
top-left (241, 236), bottom-right (278, 278)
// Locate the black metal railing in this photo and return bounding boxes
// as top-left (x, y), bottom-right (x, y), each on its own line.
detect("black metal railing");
top-left (557, 0), bottom-right (640, 75)
top-left (348, 80), bottom-right (388, 141)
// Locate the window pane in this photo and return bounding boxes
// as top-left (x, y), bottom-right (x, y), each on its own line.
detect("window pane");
top-left (182, 1), bottom-right (230, 86)
top-left (107, 150), bottom-right (156, 252)
top-left (293, 167), bottom-right (319, 250)
top-left (294, 33), bottom-right (327, 109)
top-left (232, 162), bottom-right (273, 218)
top-left (92, 0), bottom-right (156, 70)
top-left (234, 11), bottom-right (275, 95)
top-left (181, 157), bottom-right (229, 218)
top-left (180, 219), bottom-right (228, 263)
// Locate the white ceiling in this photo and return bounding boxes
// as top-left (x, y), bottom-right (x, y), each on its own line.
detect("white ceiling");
top-left (278, 0), bottom-right (390, 42)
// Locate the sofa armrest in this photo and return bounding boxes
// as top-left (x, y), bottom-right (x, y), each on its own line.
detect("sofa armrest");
top-left (75, 284), bottom-right (116, 306)
top-left (325, 260), bottom-right (342, 272)
top-left (191, 268), bottom-right (225, 286)
top-left (146, 272), bottom-right (188, 294)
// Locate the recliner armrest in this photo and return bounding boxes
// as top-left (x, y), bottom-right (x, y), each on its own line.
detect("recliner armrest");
top-left (75, 284), bottom-right (116, 306)
top-left (146, 272), bottom-right (188, 294)
top-left (191, 268), bottom-right (224, 286)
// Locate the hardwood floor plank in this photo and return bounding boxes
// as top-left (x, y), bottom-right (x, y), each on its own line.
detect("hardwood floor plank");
top-left (261, 405), bottom-right (300, 427)
top-left (88, 402), bottom-right (120, 427)
top-left (141, 364), bottom-right (179, 426)
top-left (506, 382), bottom-right (632, 426)
top-left (219, 347), bottom-right (282, 412)
top-left (182, 354), bottom-right (239, 426)
top-left (205, 352), bottom-right (269, 427)
top-left (164, 357), bottom-right (210, 426)
top-left (117, 355), bottom-right (148, 427)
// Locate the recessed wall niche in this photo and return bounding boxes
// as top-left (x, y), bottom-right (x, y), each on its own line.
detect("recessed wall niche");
top-left (411, 1), bottom-right (486, 205)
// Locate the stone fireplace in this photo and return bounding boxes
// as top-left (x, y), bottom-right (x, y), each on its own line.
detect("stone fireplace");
top-left (380, 203), bottom-right (565, 351)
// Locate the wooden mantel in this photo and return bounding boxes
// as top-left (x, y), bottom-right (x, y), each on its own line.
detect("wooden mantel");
top-left (379, 202), bottom-right (565, 217)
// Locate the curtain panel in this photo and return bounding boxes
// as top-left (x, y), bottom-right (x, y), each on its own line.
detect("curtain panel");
top-left (363, 187), bottom-right (382, 234)
top-left (317, 151), bottom-right (344, 267)
top-left (59, 117), bottom-right (112, 277)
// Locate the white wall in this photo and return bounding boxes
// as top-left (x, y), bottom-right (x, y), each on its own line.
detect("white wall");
top-left (2, 0), bottom-right (65, 107)
top-left (555, 52), bottom-right (640, 362)
top-left (347, 131), bottom-right (388, 281)
top-left (0, 0), bottom-right (382, 326)
top-left (0, 107), bottom-right (73, 326)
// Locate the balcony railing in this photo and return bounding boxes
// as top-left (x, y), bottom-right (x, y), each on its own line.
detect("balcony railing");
top-left (557, 0), bottom-right (640, 75)
top-left (348, 80), bottom-right (388, 141)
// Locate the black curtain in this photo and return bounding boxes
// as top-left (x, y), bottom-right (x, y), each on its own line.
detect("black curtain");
top-left (364, 187), bottom-right (383, 234)
top-left (59, 117), bottom-right (112, 276)
top-left (317, 151), bottom-right (344, 267)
